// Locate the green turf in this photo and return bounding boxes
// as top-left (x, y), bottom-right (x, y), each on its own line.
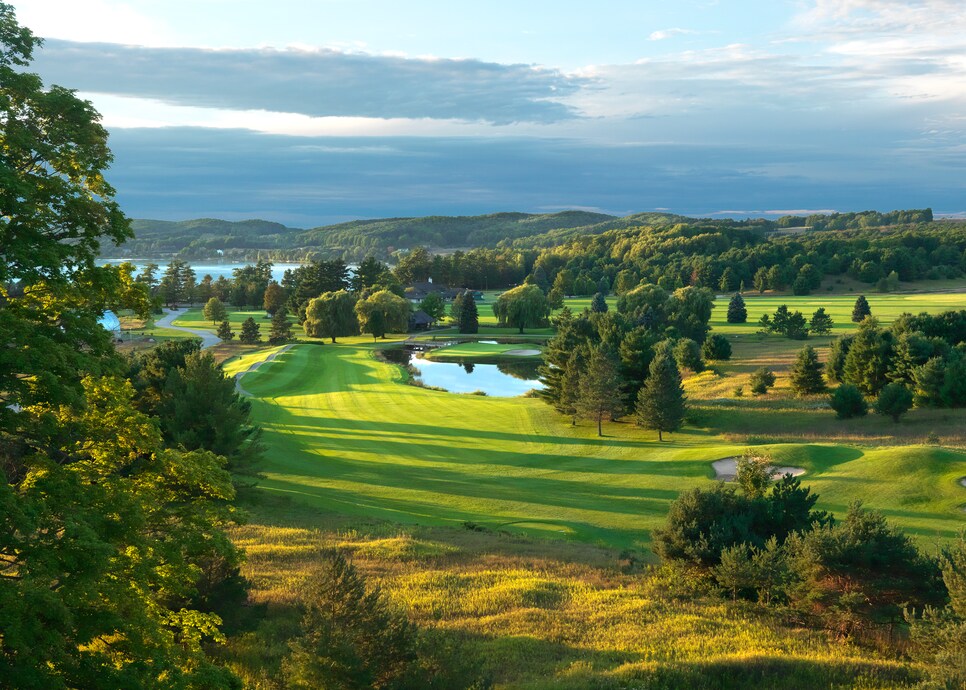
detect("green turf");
top-left (238, 341), bottom-right (966, 551)
top-left (424, 341), bottom-right (544, 361)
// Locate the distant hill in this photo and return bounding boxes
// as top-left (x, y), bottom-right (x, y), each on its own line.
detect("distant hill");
top-left (107, 211), bottom-right (624, 261)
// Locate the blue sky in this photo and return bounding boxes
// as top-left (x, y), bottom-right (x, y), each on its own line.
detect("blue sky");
top-left (10, 0), bottom-right (966, 225)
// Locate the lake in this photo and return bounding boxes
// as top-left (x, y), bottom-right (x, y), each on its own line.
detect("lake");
top-left (101, 259), bottom-right (306, 283)
top-left (381, 347), bottom-right (543, 397)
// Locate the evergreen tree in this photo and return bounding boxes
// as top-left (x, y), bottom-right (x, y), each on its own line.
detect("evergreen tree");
top-left (702, 333), bottom-right (732, 361)
top-left (547, 286), bottom-right (565, 310)
top-left (852, 295), bottom-right (872, 322)
top-left (597, 275), bottom-right (610, 295)
top-left (203, 296), bottom-right (227, 324)
top-left (590, 292), bottom-right (608, 313)
top-left (809, 307), bottom-right (834, 335)
top-left (216, 319), bottom-right (234, 341)
top-left (449, 291), bottom-right (465, 325)
top-left (842, 318), bottom-right (893, 395)
top-left (269, 307), bottom-right (293, 344)
top-left (726, 292), bottom-right (747, 323)
top-left (912, 356), bottom-right (946, 407)
top-left (239, 316), bottom-right (261, 344)
top-left (830, 384), bottom-right (868, 419)
top-left (673, 338), bottom-right (704, 372)
top-left (636, 348), bottom-right (686, 441)
top-left (458, 292), bottom-right (479, 334)
top-left (577, 347), bottom-right (625, 436)
top-left (873, 383), bottom-right (913, 422)
top-left (750, 367), bottom-right (776, 395)
top-left (790, 345), bottom-right (826, 395)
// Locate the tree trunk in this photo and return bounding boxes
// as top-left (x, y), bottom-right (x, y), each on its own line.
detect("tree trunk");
top-left (658, 428), bottom-right (663, 442)
top-left (331, 336), bottom-right (336, 343)
top-left (597, 412), bottom-right (602, 437)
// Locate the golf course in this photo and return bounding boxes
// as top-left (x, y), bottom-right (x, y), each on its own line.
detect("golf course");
top-left (231, 333), bottom-right (966, 551)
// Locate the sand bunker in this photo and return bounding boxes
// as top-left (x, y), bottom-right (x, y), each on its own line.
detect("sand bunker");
top-left (505, 348), bottom-right (541, 356)
top-left (960, 477), bottom-right (966, 489)
top-left (712, 457), bottom-right (806, 482)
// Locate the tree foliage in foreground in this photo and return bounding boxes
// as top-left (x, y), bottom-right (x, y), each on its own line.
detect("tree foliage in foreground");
top-left (0, 7), bottom-right (243, 683)
top-left (283, 552), bottom-right (489, 690)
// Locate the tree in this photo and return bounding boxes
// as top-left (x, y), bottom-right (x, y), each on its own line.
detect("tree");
top-left (547, 286), bottom-right (564, 310)
top-left (718, 267), bottom-right (737, 292)
top-left (269, 307), bottom-right (294, 345)
top-left (636, 348), bottom-right (686, 441)
top-left (493, 284), bottom-right (549, 334)
top-left (576, 347), bottom-right (625, 436)
top-left (239, 316), bottom-right (261, 344)
top-left (873, 382), bottom-right (912, 422)
top-left (217, 319), bottom-right (234, 341)
top-left (749, 367), bottom-right (776, 395)
top-left (263, 280), bottom-right (287, 315)
top-left (355, 290), bottom-right (410, 339)
top-left (726, 292), bottom-right (747, 323)
top-left (203, 296), bottom-right (228, 324)
top-left (842, 318), bottom-right (893, 395)
top-left (809, 307), bottom-right (834, 335)
top-left (830, 384), bottom-right (868, 419)
top-left (0, 9), bottom-right (240, 679)
top-left (419, 292), bottom-right (446, 322)
top-left (702, 333), bottom-right (732, 361)
top-left (790, 345), bottom-right (826, 395)
top-left (457, 292), bottom-right (479, 334)
top-left (351, 255), bottom-right (389, 292)
top-left (590, 292), bottom-right (608, 313)
top-left (673, 338), bottom-right (704, 372)
top-left (851, 295), bottom-right (872, 323)
top-left (753, 267), bottom-right (769, 293)
top-left (305, 290), bottom-right (359, 342)
top-left (736, 455), bottom-right (774, 498)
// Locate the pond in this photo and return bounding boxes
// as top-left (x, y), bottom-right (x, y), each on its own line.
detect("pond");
top-left (381, 347), bottom-right (543, 397)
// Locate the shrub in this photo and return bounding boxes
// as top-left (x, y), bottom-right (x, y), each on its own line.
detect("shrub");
top-left (749, 368), bottom-right (776, 395)
top-left (830, 384), bottom-right (867, 419)
top-left (673, 338), bottom-right (704, 372)
top-left (701, 333), bottom-right (732, 361)
top-left (873, 382), bottom-right (913, 422)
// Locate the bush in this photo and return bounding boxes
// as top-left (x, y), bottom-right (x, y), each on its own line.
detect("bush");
top-left (701, 333), bottom-right (732, 361)
top-left (830, 384), bottom-right (868, 419)
top-left (673, 338), bottom-right (704, 372)
top-left (749, 368), bottom-right (776, 395)
top-left (873, 382), bottom-right (913, 422)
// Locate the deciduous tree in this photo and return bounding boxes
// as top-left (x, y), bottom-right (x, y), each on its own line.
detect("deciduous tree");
top-left (305, 290), bottom-right (359, 342)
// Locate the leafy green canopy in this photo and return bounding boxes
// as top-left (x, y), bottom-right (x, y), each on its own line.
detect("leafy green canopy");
top-left (0, 5), bottom-right (242, 685)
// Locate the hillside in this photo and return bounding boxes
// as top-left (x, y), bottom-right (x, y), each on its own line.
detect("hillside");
top-left (104, 211), bottom-right (636, 261)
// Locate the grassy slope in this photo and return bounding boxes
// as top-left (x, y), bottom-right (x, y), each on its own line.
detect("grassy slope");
top-left (239, 341), bottom-right (966, 550)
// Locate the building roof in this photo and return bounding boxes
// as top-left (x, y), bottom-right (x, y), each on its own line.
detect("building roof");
top-left (410, 310), bottom-right (435, 325)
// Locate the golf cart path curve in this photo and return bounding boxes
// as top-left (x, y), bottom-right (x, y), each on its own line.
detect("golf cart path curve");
top-left (156, 309), bottom-right (222, 349)
top-left (235, 344), bottom-right (296, 396)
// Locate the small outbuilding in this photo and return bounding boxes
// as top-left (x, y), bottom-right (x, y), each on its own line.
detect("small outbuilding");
top-left (98, 310), bottom-right (122, 339)
top-left (409, 310), bottom-right (435, 331)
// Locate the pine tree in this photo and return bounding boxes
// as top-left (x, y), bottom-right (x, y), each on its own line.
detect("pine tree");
top-left (636, 349), bottom-right (686, 441)
top-left (577, 347), bottom-right (625, 436)
top-left (458, 292), bottom-right (479, 334)
top-left (449, 291), bottom-right (464, 325)
top-left (239, 316), bottom-right (261, 344)
top-left (590, 292), bottom-right (608, 313)
top-left (726, 292), bottom-right (747, 323)
top-left (873, 382), bottom-right (912, 422)
top-left (790, 345), bottom-right (826, 395)
top-left (216, 320), bottom-right (234, 341)
top-left (809, 307), bottom-right (834, 335)
top-left (269, 307), bottom-right (293, 345)
top-left (852, 295), bottom-right (872, 323)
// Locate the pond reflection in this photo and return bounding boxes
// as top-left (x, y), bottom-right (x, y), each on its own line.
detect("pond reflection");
top-left (378, 346), bottom-right (543, 397)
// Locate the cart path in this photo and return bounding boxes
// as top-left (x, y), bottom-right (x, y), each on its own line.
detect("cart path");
top-left (156, 309), bottom-right (222, 349)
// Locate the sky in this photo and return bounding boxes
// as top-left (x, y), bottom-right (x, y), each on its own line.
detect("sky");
top-left (9, 0), bottom-right (966, 226)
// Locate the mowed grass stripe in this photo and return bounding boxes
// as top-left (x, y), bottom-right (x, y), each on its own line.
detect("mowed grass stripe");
top-left (240, 341), bottom-right (966, 549)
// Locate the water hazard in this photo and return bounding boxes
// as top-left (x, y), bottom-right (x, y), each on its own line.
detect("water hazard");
top-left (381, 346), bottom-right (543, 397)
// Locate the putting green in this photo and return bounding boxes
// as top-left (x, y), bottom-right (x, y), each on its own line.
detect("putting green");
top-left (238, 342), bottom-right (966, 550)
top-left (425, 341), bottom-right (544, 360)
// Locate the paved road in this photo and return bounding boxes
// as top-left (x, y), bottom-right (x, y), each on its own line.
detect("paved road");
top-left (155, 309), bottom-right (222, 349)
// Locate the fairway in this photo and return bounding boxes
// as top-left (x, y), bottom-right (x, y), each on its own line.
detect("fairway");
top-left (240, 341), bottom-right (966, 550)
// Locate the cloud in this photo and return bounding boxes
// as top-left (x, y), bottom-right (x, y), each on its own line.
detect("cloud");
top-left (30, 40), bottom-right (585, 124)
top-left (648, 28), bottom-right (697, 41)
top-left (101, 127), bottom-right (966, 225)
